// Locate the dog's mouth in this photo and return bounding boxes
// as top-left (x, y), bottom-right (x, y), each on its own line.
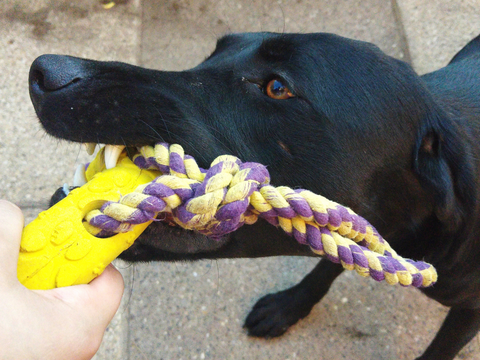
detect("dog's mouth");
top-left (69, 142), bottom-right (185, 227)
top-left (72, 143), bottom-right (128, 187)
top-left (30, 54), bottom-right (233, 257)
top-left (50, 142), bottom-right (231, 256)
top-left (56, 143), bottom-right (170, 220)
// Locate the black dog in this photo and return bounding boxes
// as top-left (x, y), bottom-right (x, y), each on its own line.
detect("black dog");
top-left (28, 32), bottom-right (480, 360)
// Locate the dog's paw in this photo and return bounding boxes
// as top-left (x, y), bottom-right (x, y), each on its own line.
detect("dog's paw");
top-left (244, 286), bottom-right (316, 338)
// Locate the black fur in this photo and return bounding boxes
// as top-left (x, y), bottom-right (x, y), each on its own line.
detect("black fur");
top-left (29, 32), bottom-right (480, 360)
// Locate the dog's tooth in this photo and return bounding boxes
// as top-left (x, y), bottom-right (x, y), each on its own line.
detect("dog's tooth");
top-left (83, 143), bottom-right (96, 155)
top-left (62, 183), bottom-right (71, 196)
top-left (105, 145), bottom-right (125, 169)
top-left (73, 164), bottom-right (87, 187)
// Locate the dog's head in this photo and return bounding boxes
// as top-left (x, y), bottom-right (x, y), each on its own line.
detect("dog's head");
top-left (29, 32), bottom-right (475, 262)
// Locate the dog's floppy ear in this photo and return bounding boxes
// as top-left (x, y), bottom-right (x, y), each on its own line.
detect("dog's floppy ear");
top-left (414, 108), bottom-right (476, 231)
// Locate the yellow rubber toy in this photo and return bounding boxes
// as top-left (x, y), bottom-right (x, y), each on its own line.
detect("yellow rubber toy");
top-left (17, 151), bottom-right (159, 290)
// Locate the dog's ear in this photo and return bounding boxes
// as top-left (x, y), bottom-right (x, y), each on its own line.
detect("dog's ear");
top-left (414, 109), bottom-right (476, 231)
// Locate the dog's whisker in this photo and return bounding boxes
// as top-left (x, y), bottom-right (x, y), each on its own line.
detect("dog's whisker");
top-left (124, 263), bottom-right (136, 314)
top-left (140, 132), bottom-right (162, 141)
top-left (141, 114), bottom-right (236, 159)
top-left (278, 4), bottom-right (286, 35)
top-left (170, 136), bottom-right (210, 165)
top-left (139, 119), bottom-right (166, 143)
top-left (73, 141), bottom-right (83, 165)
top-left (153, 108), bottom-right (171, 140)
top-left (195, 122), bottom-right (236, 155)
top-left (120, 136), bottom-right (135, 159)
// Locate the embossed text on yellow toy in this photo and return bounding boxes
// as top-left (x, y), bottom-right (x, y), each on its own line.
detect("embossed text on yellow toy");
top-left (17, 154), bottom-right (158, 290)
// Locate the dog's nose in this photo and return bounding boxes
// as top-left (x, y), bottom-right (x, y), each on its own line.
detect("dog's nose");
top-left (29, 54), bottom-right (85, 91)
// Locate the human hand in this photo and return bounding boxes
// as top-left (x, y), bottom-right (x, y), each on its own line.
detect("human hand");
top-left (0, 200), bottom-right (124, 360)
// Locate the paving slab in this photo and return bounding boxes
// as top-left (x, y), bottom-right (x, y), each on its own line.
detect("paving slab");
top-left (128, 258), bottom-right (451, 360)
top-left (0, 0), bottom-right (141, 206)
top-left (141, 0), bottom-right (407, 71)
top-left (0, 1), bottom-right (140, 359)
top-left (396, 0), bottom-right (480, 74)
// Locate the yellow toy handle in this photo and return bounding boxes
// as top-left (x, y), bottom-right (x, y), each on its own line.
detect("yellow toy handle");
top-left (17, 155), bottom-right (158, 290)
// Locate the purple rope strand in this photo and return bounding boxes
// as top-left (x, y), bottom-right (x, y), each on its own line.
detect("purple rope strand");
top-left (85, 143), bottom-right (437, 288)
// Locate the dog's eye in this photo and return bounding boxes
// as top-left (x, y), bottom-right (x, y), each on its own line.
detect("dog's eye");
top-left (265, 79), bottom-right (294, 100)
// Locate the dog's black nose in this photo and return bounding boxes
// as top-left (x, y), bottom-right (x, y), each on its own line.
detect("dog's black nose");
top-left (29, 54), bottom-right (85, 91)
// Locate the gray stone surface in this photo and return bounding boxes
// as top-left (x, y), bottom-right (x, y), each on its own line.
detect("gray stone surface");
top-left (140, 0), bottom-right (407, 71)
top-left (0, 0), bottom-right (141, 206)
top-left (0, 2), bottom-right (139, 359)
top-left (1, 0), bottom-right (480, 359)
top-left (127, 259), bottom-right (449, 360)
top-left (396, 0), bottom-right (480, 74)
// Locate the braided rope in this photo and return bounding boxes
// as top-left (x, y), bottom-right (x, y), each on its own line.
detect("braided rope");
top-left (84, 143), bottom-right (437, 288)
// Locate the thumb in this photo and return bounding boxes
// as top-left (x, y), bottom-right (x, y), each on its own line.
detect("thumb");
top-left (0, 200), bottom-right (24, 284)
top-left (85, 264), bottom-right (125, 324)
top-left (53, 264), bottom-right (125, 327)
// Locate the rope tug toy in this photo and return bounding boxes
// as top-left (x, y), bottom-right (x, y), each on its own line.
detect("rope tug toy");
top-left (17, 143), bottom-right (437, 290)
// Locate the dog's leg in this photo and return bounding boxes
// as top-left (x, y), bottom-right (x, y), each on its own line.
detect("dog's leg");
top-left (244, 259), bottom-right (344, 338)
top-left (416, 307), bottom-right (480, 360)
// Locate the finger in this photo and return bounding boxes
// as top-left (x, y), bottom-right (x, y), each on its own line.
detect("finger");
top-left (0, 200), bottom-right (25, 281)
top-left (55, 264), bottom-right (125, 326)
